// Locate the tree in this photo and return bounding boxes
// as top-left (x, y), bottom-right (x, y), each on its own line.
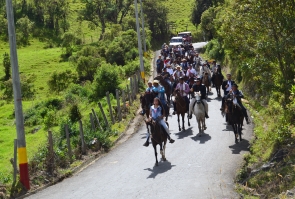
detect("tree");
top-left (143, 0), bottom-right (169, 40)
top-left (2, 53), bottom-right (11, 80)
top-left (47, 70), bottom-right (78, 93)
top-left (81, 0), bottom-right (132, 40)
top-left (16, 16), bottom-right (34, 46)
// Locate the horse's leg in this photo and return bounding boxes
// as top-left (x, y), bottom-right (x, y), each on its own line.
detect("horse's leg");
top-left (153, 144), bottom-right (158, 166)
top-left (162, 142), bottom-right (166, 161)
top-left (159, 142), bottom-right (164, 161)
top-left (188, 112), bottom-right (191, 127)
top-left (182, 113), bottom-right (185, 130)
top-left (177, 114), bottom-right (181, 131)
top-left (197, 119), bottom-right (202, 136)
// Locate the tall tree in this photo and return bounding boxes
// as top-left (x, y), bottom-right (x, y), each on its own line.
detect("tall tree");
top-left (81, 0), bottom-right (132, 40)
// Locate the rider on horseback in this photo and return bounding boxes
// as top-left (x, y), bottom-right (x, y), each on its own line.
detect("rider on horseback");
top-left (188, 78), bottom-right (209, 119)
top-left (220, 74), bottom-right (235, 111)
top-left (140, 81), bottom-right (154, 116)
top-left (226, 84), bottom-right (250, 124)
top-left (173, 77), bottom-right (190, 115)
top-left (143, 97), bottom-right (175, 147)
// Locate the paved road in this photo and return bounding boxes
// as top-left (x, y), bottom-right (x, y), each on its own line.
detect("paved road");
top-left (27, 47), bottom-right (252, 199)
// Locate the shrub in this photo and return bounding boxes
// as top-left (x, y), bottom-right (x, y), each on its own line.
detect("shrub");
top-left (2, 52), bottom-right (11, 80)
top-left (69, 104), bottom-right (82, 123)
top-left (48, 70), bottom-right (78, 93)
top-left (94, 62), bottom-right (120, 98)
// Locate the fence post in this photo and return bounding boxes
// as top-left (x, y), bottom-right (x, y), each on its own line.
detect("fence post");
top-left (89, 113), bottom-right (95, 131)
top-left (13, 139), bottom-right (17, 184)
top-left (78, 120), bottom-right (86, 155)
top-left (106, 92), bottom-right (115, 124)
top-left (91, 109), bottom-right (103, 131)
top-left (65, 124), bottom-right (72, 163)
top-left (116, 89), bottom-right (122, 121)
top-left (98, 102), bottom-right (109, 129)
top-left (122, 89), bottom-right (126, 112)
top-left (127, 85), bottom-right (132, 106)
top-left (133, 75), bottom-right (137, 99)
top-left (48, 130), bottom-right (54, 174)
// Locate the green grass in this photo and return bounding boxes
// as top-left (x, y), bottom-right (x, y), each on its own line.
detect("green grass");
top-left (165, 0), bottom-right (196, 33)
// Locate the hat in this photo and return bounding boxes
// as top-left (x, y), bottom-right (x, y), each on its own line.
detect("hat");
top-left (226, 73), bottom-right (231, 76)
top-left (162, 67), bottom-right (167, 71)
top-left (166, 57), bottom-right (170, 60)
top-left (182, 59), bottom-right (186, 61)
top-left (176, 65), bottom-right (181, 69)
top-left (153, 80), bottom-right (159, 84)
top-left (194, 78), bottom-right (201, 82)
top-left (232, 83), bottom-right (238, 87)
top-left (148, 80), bottom-right (152, 84)
top-left (179, 77), bottom-right (184, 80)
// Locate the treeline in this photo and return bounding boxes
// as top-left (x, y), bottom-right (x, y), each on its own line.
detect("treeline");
top-left (192, 0), bottom-right (295, 197)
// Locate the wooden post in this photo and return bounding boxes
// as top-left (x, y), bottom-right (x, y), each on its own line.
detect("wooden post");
top-left (65, 124), bottom-right (72, 163)
top-left (129, 77), bottom-right (133, 100)
top-left (127, 85), bottom-right (132, 106)
top-left (122, 89), bottom-right (126, 112)
top-left (106, 91), bottom-right (115, 124)
top-left (91, 109), bottom-right (103, 131)
top-left (116, 89), bottom-right (122, 121)
top-left (98, 102), bottom-right (109, 128)
top-left (133, 75), bottom-right (137, 99)
top-left (13, 139), bottom-right (17, 184)
top-left (48, 130), bottom-right (54, 174)
top-left (78, 120), bottom-right (86, 155)
top-left (89, 113), bottom-right (95, 131)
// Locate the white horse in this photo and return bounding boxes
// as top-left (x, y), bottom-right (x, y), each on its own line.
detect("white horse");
top-left (191, 92), bottom-right (207, 136)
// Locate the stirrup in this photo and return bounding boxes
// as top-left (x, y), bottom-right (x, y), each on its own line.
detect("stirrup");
top-left (143, 141), bottom-right (149, 147)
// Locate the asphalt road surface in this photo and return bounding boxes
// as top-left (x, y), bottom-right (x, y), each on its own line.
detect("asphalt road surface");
top-left (27, 47), bottom-right (252, 199)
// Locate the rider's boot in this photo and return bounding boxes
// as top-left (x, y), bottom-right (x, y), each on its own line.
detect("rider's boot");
top-left (143, 134), bottom-right (150, 147)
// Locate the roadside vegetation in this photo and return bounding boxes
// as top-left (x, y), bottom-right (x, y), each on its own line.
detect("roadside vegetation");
top-left (194, 0), bottom-right (295, 197)
top-left (0, 0), bottom-right (172, 196)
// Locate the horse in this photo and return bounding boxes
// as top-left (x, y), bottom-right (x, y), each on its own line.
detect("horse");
top-left (154, 75), bottom-right (172, 104)
top-left (192, 92), bottom-right (207, 136)
top-left (224, 97), bottom-right (244, 142)
top-left (213, 68), bottom-right (223, 97)
top-left (140, 92), bottom-right (156, 133)
top-left (145, 119), bottom-right (168, 166)
top-left (173, 90), bottom-right (190, 131)
top-left (202, 73), bottom-right (211, 96)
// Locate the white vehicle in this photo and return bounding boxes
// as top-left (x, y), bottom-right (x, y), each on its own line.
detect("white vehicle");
top-left (169, 37), bottom-right (183, 48)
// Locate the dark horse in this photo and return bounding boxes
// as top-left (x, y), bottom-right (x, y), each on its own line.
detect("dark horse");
top-left (154, 75), bottom-right (172, 104)
top-left (224, 97), bottom-right (244, 143)
top-left (139, 91), bottom-right (169, 122)
top-left (174, 90), bottom-right (190, 131)
top-left (213, 67), bottom-right (223, 97)
top-left (145, 119), bottom-right (168, 166)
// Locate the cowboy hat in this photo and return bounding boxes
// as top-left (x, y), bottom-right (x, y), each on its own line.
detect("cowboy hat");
top-left (232, 83), bottom-right (238, 87)
top-left (153, 80), bottom-right (159, 84)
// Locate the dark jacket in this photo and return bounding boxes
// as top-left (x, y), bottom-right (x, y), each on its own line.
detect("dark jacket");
top-left (192, 84), bottom-right (207, 100)
top-left (226, 89), bottom-right (244, 104)
top-left (222, 80), bottom-right (235, 91)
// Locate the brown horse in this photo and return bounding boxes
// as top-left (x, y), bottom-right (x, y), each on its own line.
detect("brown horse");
top-left (145, 119), bottom-right (168, 166)
top-left (223, 97), bottom-right (244, 143)
top-left (213, 69), bottom-right (223, 97)
top-left (174, 90), bottom-right (190, 131)
top-left (202, 73), bottom-right (211, 96)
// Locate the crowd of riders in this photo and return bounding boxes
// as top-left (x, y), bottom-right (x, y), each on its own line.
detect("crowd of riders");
top-left (141, 40), bottom-right (250, 147)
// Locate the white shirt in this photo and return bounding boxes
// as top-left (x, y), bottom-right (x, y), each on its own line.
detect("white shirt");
top-left (226, 80), bottom-right (232, 91)
top-left (167, 68), bottom-right (173, 75)
top-left (186, 68), bottom-right (197, 76)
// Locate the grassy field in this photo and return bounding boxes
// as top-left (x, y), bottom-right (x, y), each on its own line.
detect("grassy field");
top-left (165, 0), bottom-right (196, 34)
top-left (0, 0), bottom-right (198, 184)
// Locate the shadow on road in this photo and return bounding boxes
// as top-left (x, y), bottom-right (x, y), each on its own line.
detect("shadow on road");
top-left (191, 133), bottom-right (211, 144)
top-left (228, 139), bottom-right (250, 154)
top-left (222, 124), bottom-right (233, 132)
top-left (144, 161), bottom-right (176, 179)
top-left (175, 127), bottom-right (193, 139)
top-left (213, 96), bottom-right (222, 101)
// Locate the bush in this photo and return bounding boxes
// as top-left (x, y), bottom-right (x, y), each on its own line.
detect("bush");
top-left (48, 70), bottom-right (78, 93)
top-left (94, 62), bottom-right (120, 98)
top-left (69, 104), bottom-right (82, 123)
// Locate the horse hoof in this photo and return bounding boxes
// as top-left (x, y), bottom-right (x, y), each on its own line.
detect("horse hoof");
top-left (155, 163), bottom-right (158, 166)
top-left (204, 126), bottom-right (207, 130)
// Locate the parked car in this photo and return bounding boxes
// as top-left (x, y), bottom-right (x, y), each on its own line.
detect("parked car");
top-left (178, 31), bottom-right (192, 43)
top-left (169, 36), bottom-right (183, 48)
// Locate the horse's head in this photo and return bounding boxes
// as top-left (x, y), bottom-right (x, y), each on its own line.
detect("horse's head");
top-left (225, 98), bottom-right (233, 113)
top-left (194, 92), bottom-right (202, 103)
